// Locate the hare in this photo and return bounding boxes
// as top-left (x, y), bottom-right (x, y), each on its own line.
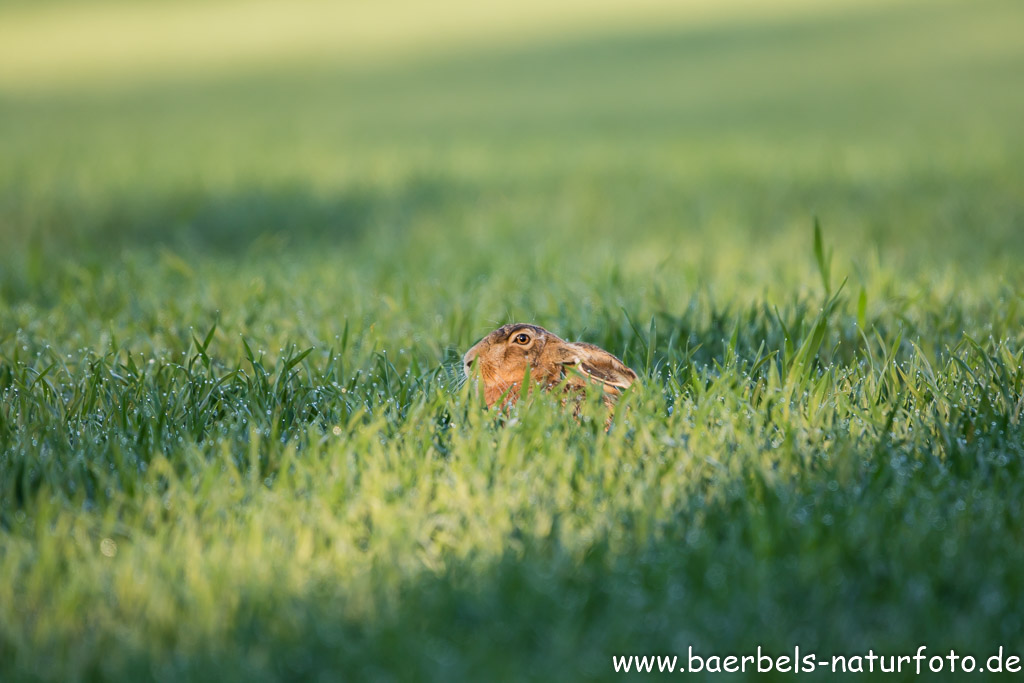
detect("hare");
top-left (462, 323), bottom-right (637, 413)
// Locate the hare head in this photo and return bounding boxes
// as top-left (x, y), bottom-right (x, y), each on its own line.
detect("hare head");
top-left (462, 323), bottom-right (637, 410)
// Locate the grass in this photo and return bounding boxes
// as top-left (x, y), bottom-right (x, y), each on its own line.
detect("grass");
top-left (1, 0), bottom-right (1024, 680)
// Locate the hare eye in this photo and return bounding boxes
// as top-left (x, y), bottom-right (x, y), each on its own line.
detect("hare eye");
top-left (513, 333), bottom-right (530, 345)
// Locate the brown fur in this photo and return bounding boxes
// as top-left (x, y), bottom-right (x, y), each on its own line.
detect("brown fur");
top-left (462, 323), bottom-right (637, 412)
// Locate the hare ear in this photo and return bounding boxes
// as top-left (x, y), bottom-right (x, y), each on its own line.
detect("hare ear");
top-left (563, 342), bottom-right (637, 390)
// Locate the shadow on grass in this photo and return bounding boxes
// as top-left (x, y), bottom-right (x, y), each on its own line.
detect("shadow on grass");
top-left (0, 174), bottom-right (465, 305)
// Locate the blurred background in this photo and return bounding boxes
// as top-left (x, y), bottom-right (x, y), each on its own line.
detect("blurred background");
top-left (2, 3), bottom-right (1024, 679)
top-left (1, 0), bottom-right (1022, 354)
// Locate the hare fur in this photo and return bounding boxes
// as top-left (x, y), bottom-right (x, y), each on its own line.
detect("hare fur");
top-left (462, 323), bottom-right (637, 411)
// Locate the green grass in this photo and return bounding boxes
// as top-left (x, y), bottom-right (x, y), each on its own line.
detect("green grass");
top-left (2, 0), bottom-right (1024, 680)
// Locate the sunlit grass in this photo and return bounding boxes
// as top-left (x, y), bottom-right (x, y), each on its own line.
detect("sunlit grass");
top-left (0, 0), bottom-right (897, 91)
top-left (1, 0), bottom-right (1024, 680)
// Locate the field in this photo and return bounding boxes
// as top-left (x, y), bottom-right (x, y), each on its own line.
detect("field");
top-left (2, 0), bottom-right (1024, 679)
